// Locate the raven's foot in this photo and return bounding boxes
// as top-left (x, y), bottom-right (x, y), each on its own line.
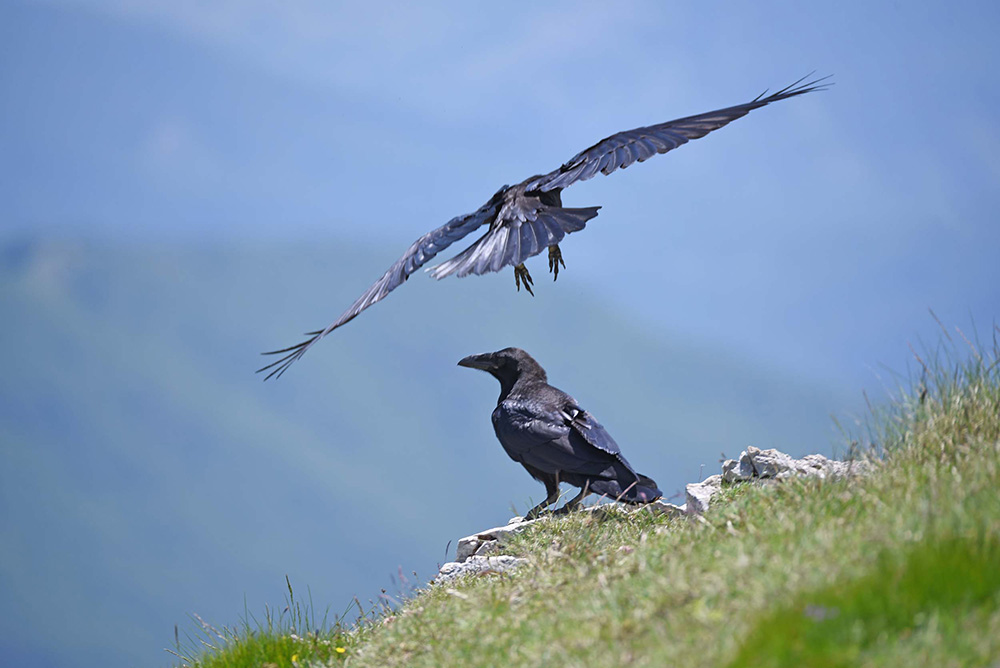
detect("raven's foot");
top-left (548, 245), bottom-right (565, 280)
top-left (553, 487), bottom-right (589, 515)
top-left (524, 508), bottom-right (550, 521)
top-left (551, 502), bottom-right (579, 516)
top-left (524, 498), bottom-right (558, 519)
top-left (514, 263), bottom-right (534, 296)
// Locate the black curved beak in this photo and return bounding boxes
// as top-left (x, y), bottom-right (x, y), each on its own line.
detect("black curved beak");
top-left (458, 353), bottom-right (496, 371)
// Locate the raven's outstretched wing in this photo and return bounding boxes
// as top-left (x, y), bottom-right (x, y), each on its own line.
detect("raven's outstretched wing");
top-left (258, 193), bottom-right (505, 379)
top-left (429, 75), bottom-right (829, 282)
top-left (525, 75), bottom-right (831, 193)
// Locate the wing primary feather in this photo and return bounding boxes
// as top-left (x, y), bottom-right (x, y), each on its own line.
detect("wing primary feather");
top-left (634, 136), bottom-right (656, 161)
top-left (526, 74), bottom-right (831, 193)
top-left (258, 198), bottom-right (503, 379)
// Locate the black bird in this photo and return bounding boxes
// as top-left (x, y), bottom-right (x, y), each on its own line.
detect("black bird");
top-left (459, 347), bottom-right (661, 518)
top-left (260, 75), bottom-right (830, 379)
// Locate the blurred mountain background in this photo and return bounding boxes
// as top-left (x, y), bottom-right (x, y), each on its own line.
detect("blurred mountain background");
top-left (1, 234), bottom-right (851, 667)
top-left (1, 1), bottom-right (998, 667)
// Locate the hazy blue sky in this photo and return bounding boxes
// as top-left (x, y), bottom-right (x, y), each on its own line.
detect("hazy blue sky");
top-left (4, 0), bottom-right (999, 387)
top-left (2, 2), bottom-right (999, 666)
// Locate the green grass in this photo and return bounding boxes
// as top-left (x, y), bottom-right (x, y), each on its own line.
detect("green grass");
top-left (729, 532), bottom-right (1000, 668)
top-left (177, 326), bottom-right (1000, 667)
top-left (168, 577), bottom-right (355, 667)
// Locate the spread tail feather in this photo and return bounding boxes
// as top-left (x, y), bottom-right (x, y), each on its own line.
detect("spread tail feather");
top-left (589, 472), bottom-right (662, 504)
top-left (428, 206), bottom-right (600, 280)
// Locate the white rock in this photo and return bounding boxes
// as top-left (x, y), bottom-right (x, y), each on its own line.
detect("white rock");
top-left (455, 537), bottom-right (482, 562)
top-left (454, 516), bottom-right (543, 562)
top-left (723, 446), bottom-right (873, 483)
top-left (722, 455), bottom-right (754, 483)
top-left (685, 474), bottom-right (722, 515)
top-left (644, 500), bottom-right (687, 518)
top-left (434, 555), bottom-right (529, 583)
top-left (472, 540), bottom-right (503, 557)
top-left (744, 445), bottom-right (798, 478)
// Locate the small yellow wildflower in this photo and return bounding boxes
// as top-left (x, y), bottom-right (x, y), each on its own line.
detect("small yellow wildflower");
top-left (291, 654), bottom-right (299, 663)
top-left (335, 646), bottom-right (346, 654)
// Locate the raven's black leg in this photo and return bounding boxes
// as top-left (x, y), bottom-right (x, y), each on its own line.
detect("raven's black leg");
top-left (553, 484), bottom-right (589, 515)
top-left (524, 477), bottom-right (559, 519)
top-left (548, 245), bottom-right (565, 280)
top-left (524, 493), bottom-right (557, 519)
top-left (514, 263), bottom-right (534, 296)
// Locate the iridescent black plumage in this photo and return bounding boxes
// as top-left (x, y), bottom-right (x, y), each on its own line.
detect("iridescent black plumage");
top-left (459, 347), bottom-right (661, 517)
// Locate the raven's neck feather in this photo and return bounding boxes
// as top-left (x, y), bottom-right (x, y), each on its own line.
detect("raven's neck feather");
top-left (492, 355), bottom-right (548, 404)
top-left (497, 373), bottom-right (548, 405)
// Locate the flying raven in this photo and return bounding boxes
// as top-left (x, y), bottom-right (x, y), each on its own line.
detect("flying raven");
top-left (260, 75), bottom-right (830, 379)
top-left (459, 347), bottom-right (661, 518)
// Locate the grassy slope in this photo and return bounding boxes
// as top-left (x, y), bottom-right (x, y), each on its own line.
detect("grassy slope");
top-left (181, 331), bottom-right (1000, 668)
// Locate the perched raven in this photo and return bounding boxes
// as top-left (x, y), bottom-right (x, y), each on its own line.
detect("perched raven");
top-left (459, 347), bottom-right (661, 518)
top-left (260, 75), bottom-right (830, 379)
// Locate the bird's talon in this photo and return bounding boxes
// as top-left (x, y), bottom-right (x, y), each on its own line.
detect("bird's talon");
top-left (548, 246), bottom-right (565, 281)
top-left (514, 264), bottom-right (535, 296)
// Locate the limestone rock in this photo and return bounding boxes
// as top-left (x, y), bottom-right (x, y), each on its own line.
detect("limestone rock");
top-left (685, 474), bottom-right (722, 515)
top-left (722, 454), bottom-right (755, 483)
top-left (644, 500), bottom-right (687, 518)
top-left (455, 516), bottom-right (543, 562)
top-left (746, 446), bottom-right (798, 478)
top-left (723, 446), bottom-right (872, 484)
top-left (434, 555), bottom-right (528, 584)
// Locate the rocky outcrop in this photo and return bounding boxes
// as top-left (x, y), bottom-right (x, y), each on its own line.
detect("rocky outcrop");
top-left (433, 447), bottom-right (871, 583)
top-left (721, 446), bottom-right (870, 484)
top-left (684, 475), bottom-right (722, 515)
top-left (455, 516), bottom-right (544, 562)
top-left (434, 517), bottom-right (542, 584)
top-left (685, 446), bottom-right (873, 515)
top-left (434, 555), bottom-right (530, 584)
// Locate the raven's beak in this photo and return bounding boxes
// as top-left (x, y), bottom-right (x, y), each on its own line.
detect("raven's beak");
top-left (458, 353), bottom-right (495, 371)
